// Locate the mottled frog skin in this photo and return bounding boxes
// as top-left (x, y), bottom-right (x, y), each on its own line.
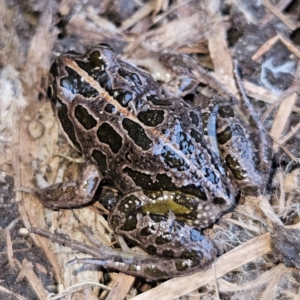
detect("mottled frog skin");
top-left (42, 44), bottom-right (271, 280)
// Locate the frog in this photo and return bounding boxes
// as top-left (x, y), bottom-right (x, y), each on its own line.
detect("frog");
top-left (38, 43), bottom-right (271, 280)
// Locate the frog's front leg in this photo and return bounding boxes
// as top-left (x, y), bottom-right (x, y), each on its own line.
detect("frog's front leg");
top-left (33, 163), bottom-right (101, 210)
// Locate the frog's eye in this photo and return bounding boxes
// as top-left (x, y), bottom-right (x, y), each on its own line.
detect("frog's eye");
top-left (47, 85), bottom-right (53, 99)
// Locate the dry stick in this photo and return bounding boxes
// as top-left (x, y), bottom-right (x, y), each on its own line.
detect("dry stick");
top-left (278, 122), bottom-right (300, 145)
top-left (152, 0), bottom-right (193, 24)
top-left (277, 169), bottom-right (286, 216)
top-left (211, 264), bottom-right (291, 294)
top-left (252, 35), bottom-right (279, 61)
top-left (261, 84), bottom-right (299, 123)
top-left (269, 93), bottom-right (297, 151)
top-left (212, 263), bottom-right (220, 300)
top-left (0, 285), bottom-right (28, 300)
top-left (152, 0), bottom-right (164, 18)
top-left (278, 33), bottom-right (300, 59)
top-left (47, 282), bottom-right (111, 300)
top-left (6, 229), bottom-right (15, 269)
top-left (242, 80), bottom-right (278, 103)
top-left (262, 0), bottom-right (298, 30)
top-left (207, 7), bottom-right (239, 98)
top-left (252, 33), bottom-right (300, 62)
top-left (120, 1), bottom-right (155, 31)
top-left (242, 80), bottom-right (300, 112)
top-left (270, 136), bottom-right (299, 163)
top-left (15, 258), bottom-right (48, 300)
top-left (105, 273), bottom-right (135, 300)
top-left (261, 0), bottom-right (293, 25)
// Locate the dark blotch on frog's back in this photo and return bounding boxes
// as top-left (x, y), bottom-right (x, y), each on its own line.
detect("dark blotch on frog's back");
top-left (218, 105), bottom-right (235, 118)
top-left (97, 122), bottom-right (123, 154)
top-left (189, 111), bottom-right (199, 126)
top-left (61, 67), bottom-right (99, 98)
top-left (212, 197), bottom-right (227, 205)
top-left (49, 61), bottom-right (59, 78)
top-left (123, 167), bottom-right (207, 201)
top-left (110, 215), bottom-right (121, 230)
top-left (137, 110), bottom-right (165, 127)
top-left (75, 60), bottom-right (94, 73)
top-left (179, 132), bottom-right (194, 155)
top-left (104, 103), bottom-right (115, 113)
top-left (118, 194), bottom-right (141, 213)
top-left (161, 145), bottom-right (189, 171)
top-left (144, 267), bottom-right (168, 278)
top-left (225, 154), bottom-right (247, 180)
top-left (74, 105), bottom-right (97, 130)
top-left (92, 149), bottom-right (107, 176)
top-left (156, 234), bottom-right (173, 245)
top-left (146, 245), bottom-right (157, 254)
top-left (120, 214), bottom-right (138, 231)
top-left (190, 128), bottom-right (205, 144)
top-left (217, 124), bottom-right (245, 145)
top-left (122, 118), bottom-right (153, 150)
top-left (162, 249), bottom-right (175, 257)
top-left (140, 226), bottom-right (154, 237)
top-left (55, 99), bottom-right (82, 152)
top-left (113, 89), bottom-right (133, 107)
top-left (147, 95), bottom-right (172, 106)
top-left (175, 250), bottom-right (201, 271)
top-left (118, 68), bottom-right (142, 86)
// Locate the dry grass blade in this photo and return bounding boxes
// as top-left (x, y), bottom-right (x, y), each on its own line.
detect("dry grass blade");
top-left (262, 0), bottom-right (298, 30)
top-left (47, 281), bottom-right (111, 300)
top-left (15, 259), bottom-right (48, 300)
top-left (139, 13), bottom-right (205, 52)
top-left (6, 229), bottom-right (15, 269)
top-left (261, 0), bottom-right (293, 25)
top-left (252, 35), bottom-right (280, 61)
top-left (205, 3), bottom-right (239, 98)
top-left (105, 273), bottom-right (135, 300)
top-left (215, 264), bottom-right (292, 294)
top-left (278, 122), bottom-right (300, 145)
top-left (120, 1), bottom-right (155, 31)
top-left (270, 93), bottom-right (297, 150)
top-left (0, 285), bottom-right (28, 300)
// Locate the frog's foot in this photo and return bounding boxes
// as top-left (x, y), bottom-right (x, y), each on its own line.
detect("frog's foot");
top-left (67, 247), bottom-right (215, 281)
top-left (33, 163), bottom-right (101, 209)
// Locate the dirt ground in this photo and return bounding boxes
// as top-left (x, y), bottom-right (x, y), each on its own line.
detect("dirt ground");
top-left (0, 0), bottom-right (300, 299)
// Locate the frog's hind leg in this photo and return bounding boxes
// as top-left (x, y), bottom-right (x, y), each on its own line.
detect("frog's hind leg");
top-left (68, 242), bottom-right (215, 280)
top-left (71, 209), bottom-right (216, 280)
top-left (101, 190), bottom-right (217, 279)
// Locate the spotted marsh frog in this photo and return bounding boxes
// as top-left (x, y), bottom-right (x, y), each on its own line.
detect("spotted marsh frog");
top-left (40, 44), bottom-right (271, 280)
